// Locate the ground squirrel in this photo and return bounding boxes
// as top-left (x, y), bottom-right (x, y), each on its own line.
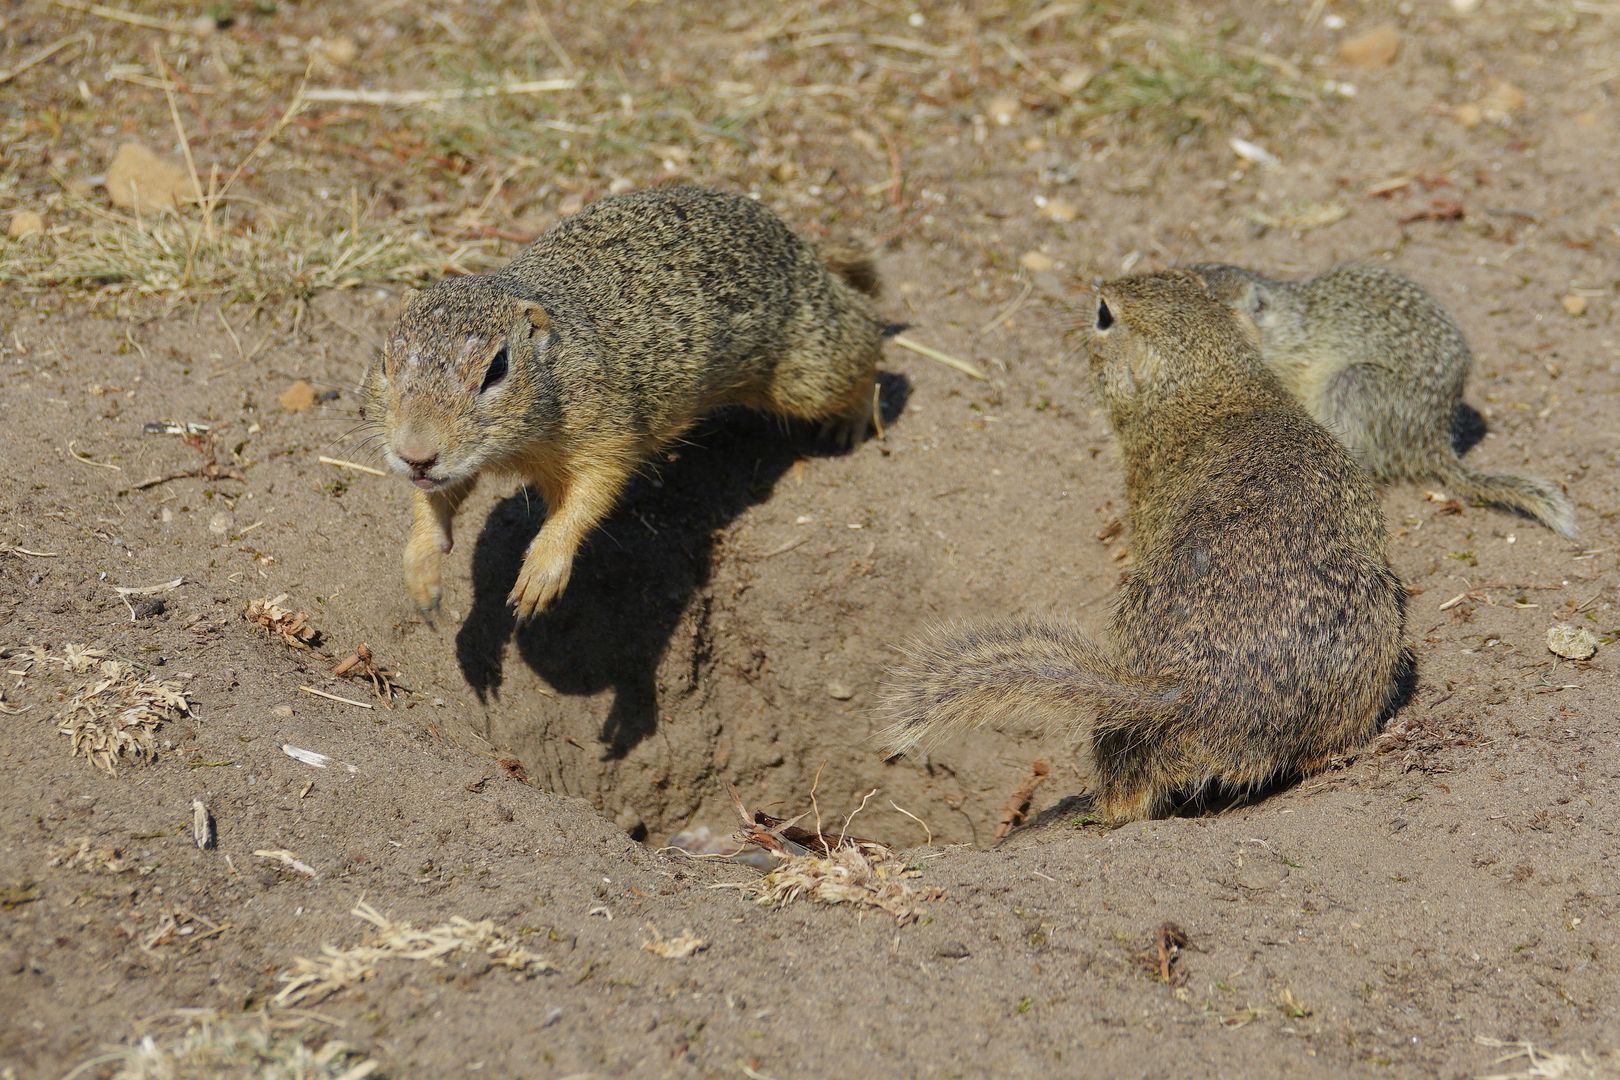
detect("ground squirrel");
top-left (879, 269), bottom-right (1412, 823)
top-left (360, 185), bottom-right (887, 620)
top-left (1190, 263), bottom-right (1576, 538)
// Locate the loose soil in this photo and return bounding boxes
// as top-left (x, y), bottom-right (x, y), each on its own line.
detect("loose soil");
top-left (1, 1), bottom-right (1617, 1077)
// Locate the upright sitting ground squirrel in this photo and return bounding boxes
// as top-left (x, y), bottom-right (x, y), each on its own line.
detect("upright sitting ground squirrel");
top-left (880, 269), bottom-right (1412, 823)
top-left (1191, 263), bottom-right (1576, 538)
top-left (360, 185), bottom-right (887, 621)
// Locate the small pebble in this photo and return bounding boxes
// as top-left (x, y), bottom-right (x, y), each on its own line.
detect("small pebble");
top-left (7, 211), bottom-right (44, 240)
top-left (1339, 24), bottom-right (1401, 67)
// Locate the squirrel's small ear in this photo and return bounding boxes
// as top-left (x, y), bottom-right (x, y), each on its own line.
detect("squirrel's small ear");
top-left (523, 303), bottom-right (550, 335)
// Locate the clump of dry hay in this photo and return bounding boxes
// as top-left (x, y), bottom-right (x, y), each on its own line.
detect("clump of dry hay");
top-left (64, 1010), bottom-right (376, 1080)
top-left (274, 901), bottom-right (554, 1007)
top-left (751, 843), bottom-right (938, 925)
top-left (1475, 1036), bottom-right (1611, 1080)
top-left (52, 647), bottom-right (190, 774)
top-left (728, 785), bottom-right (940, 926)
top-left (245, 595), bottom-right (320, 651)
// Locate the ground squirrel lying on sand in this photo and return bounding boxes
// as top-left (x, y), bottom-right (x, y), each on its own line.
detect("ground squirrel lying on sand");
top-left (360, 185), bottom-right (887, 621)
top-left (879, 269), bottom-right (1413, 823)
top-left (1190, 263), bottom-right (1576, 538)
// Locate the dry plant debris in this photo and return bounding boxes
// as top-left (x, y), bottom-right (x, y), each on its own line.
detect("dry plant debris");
top-left (245, 595), bottom-right (319, 651)
top-left (1276, 988), bottom-right (1313, 1019)
top-left (0, 881), bottom-right (42, 909)
top-left (993, 758), bottom-right (1051, 841)
top-left (254, 850), bottom-right (318, 879)
top-left (67, 1010), bottom-right (377, 1080)
top-left (131, 425), bottom-right (246, 491)
top-left (1475, 1036), bottom-right (1608, 1080)
top-left (275, 901), bottom-right (554, 1008)
top-left (333, 644), bottom-right (403, 705)
top-left (641, 925), bottom-right (709, 960)
top-left (49, 835), bottom-right (137, 875)
top-left (1546, 624), bottom-right (1598, 661)
top-left (54, 650), bottom-right (190, 774)
top-left (729, 786), bottom-right (940, 926)
top-left (1374, 711), bottom-right (1479, 774)
top-left (1138, 922), bottom-right (1191, 986)
top-left (192, 799), bottom-right (216, 850)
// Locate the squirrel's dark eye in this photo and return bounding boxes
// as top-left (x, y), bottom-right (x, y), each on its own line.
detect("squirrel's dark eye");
top-left (480, 346), bottom-right (509, 393)
top-left (1096, 299), bottom-right (1114, 331)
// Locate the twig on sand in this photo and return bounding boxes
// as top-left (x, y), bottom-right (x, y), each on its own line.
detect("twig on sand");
top-left (302, 79), bottom-right (577, 107)
top-left (993, 758), bottom-right (1051, 841)
top-left (298, 685), bottom-right (374, 710)
top-left (67, 442), bottom-right (121, 471)
top-left (318, 456), bottom-right (387, 477)
top-left (254, 849), bottom-right (317, 878)
top-left (0, 32), bottom-right (90, 86)
top-left (51, 0), bottom-right (191, 34)
top-left (890, 334), bottom-right (987, 380)
top-left (111, 577), bottom-right (185, 621)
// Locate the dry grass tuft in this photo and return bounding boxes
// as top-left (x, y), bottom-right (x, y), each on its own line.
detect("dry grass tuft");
top-left (275, 901), bottom-right (554, 1007)
top-left (1068, 26), bottom-right (1311, 142)
top-left (245, 595), bottom-right (320, 652)
top-left (54, 650), bottom-right (190, 774)
top-left (729, 785), bottom-right (940, 925)
top-left (1475, 1036), bottom-right (1610, 1080)
top-left (750, 843), bottom-right (939, 925)
top-left (0, 195), bottom-right (493, 302)
top-left (65, 1010), bottom-right (377, 1080)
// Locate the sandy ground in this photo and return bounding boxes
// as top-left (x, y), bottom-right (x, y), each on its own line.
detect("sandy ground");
top-left (1, 1), bottom-right (1617, 1076)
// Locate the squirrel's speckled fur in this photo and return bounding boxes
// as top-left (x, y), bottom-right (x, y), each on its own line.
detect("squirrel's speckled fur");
top-left (1190, 262), bottom-right (1576, 538)
top-left (359, 185), bottom-right (886, 620)
top-left (879, 269), bottom-right (1412, 824)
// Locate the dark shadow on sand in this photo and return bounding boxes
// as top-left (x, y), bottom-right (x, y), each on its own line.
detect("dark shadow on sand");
top-left (454, 373), bottom-right (910, 759)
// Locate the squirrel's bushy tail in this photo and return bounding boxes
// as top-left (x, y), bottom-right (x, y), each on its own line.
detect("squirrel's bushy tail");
top-left (1434, 457), bottom-right (1577, 539)
top-left (876, 618), bottom-right (1181, 757)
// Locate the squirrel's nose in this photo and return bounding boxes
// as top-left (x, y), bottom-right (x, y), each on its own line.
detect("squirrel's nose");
top-left (399, 450), bottom-right (438, 472)
top-left (393, 434), bottom-right (441, 472)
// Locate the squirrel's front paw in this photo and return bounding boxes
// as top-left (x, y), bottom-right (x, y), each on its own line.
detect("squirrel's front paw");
top-left (402, 534), bottom-right (445, 614)
top-left (508, 548), bottom-right (574, 623)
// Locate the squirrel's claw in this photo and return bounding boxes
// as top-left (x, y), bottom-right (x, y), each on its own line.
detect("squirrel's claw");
top-left (507, 549), bottom-right (573, 624)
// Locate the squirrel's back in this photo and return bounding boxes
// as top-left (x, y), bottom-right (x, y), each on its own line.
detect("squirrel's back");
top-left (1115, 406), bottom-right (1406, 767)
top-left (498, 187), bottom-right (882, 424)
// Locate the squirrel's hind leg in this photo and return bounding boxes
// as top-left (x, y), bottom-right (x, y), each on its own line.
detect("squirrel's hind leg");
top-left (1090, 722), bottom-right (1196, 824)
